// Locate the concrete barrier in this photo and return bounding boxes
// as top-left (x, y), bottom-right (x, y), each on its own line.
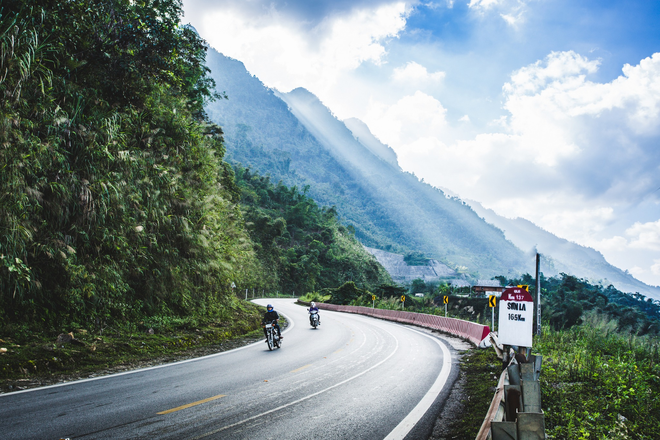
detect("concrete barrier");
top-left (315, 303), bottom-right (490, 346)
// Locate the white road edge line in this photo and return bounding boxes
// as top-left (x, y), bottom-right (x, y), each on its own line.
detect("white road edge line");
top-left (190, 327), bottom-right (401, 439)
top-left (384, 326), bottom-right (452, 440)
top-left (0, 302), bottom-right (295, 398)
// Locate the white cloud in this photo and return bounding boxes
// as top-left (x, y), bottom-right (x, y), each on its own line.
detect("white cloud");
top-left (363, 51), bottom-right (660, 284)
top-left (468, 0), bottom-right (526, 26)
top-left (392, 61), bottom-right (445, 83)
top-left (459, 114), bottom-right (470, 122)
top-left (500, 13), bottom-right (519, 26)
top-left (468, 0), bottom-right (501, 10)
top-left (627, 219), bottom-right (660, 251)
top-left (629, 266), bottom-right (645, 277)
top-left (652, 259), bottom-right (660, 276)
top-left (596, 236), bottom-right (629, 252)
top-left (191, 2), bottom-right (409, 111)
top-left (504, 51), bottom-right (660, 135)
top-left (364, 91), bottom-right (448, 146)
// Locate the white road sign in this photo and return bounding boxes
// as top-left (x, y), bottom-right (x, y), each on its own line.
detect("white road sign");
top-left (498, 287), bottom-right (534, 347)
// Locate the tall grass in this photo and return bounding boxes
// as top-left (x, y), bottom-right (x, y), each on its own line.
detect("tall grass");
top-left (536, 313), bottom-right (660, 439)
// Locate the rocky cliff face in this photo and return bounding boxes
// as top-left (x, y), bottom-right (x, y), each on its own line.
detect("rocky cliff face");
top-left (364, 247), bottom-right (457, 282)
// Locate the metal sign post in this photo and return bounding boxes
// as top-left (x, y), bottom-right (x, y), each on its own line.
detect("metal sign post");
top-left (401, 295), bottom-right (405, 309)
top-left (443, 296), bottom-right (448, 317)
top-left (489, 295), bottom-right (496, 331)
top-left (535, 253), bottom-right (541, 335)
top-left (372, 295), bottom-right (376, 308)
top-left (245, 289), bottom-right (248, 300)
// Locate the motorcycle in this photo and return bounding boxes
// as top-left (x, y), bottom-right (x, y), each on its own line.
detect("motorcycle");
top-left (263, 320), bottom-right (281, 351)
top-left (309, 309), bottom-right (320, 329)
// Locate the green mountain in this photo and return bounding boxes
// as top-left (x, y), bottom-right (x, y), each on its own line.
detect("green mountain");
top-left (205, 50), bottom-right (529, 280)
top-left (234, 166), bottom-right (392, 295)
top-left (469, 201), bottom-right (660, 300)
top-left (0, 1), bottom-right (394, 333)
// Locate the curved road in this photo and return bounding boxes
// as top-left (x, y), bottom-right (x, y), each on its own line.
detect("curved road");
top-left (0, 299), bottom-right (457, 439)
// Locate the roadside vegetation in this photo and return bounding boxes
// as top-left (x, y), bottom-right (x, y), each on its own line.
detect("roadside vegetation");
top-left (317, 274), bottom-right (660, 439)
top-left (432, 348), bottom-right (501, 440)
top-left (0, 0), bottom-right (391, 386)
top-left (536, 315), bottom-right (660, 438)
top-left (0, 300), bottom-right (265, 393)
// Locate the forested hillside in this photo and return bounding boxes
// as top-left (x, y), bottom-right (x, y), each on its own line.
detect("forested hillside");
top-left (235, 167), bottom-right (392, 295)
top-left (0, 0), bottom-right (389, 336)
top-left (205, 50), bottom-right (529, 280)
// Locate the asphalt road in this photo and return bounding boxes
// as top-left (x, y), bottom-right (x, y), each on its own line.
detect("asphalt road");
top-left (0, 299), bottom-right (456, 440)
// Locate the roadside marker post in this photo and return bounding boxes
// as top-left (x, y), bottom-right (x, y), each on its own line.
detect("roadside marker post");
top-left (498, 287), bottom-right (534, 348)
top-left (401, 295), bottom-right (405, 309)
top-left (443, 295), bottom-right (448, 317)
top-left (488, 295), bottom-right (496, 331)
top-left (372, 294), bottom-right (376, 308)
top-left (245, 289), bottom-right (248, 300)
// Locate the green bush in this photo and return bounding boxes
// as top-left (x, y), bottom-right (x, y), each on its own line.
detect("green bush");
top-left (536, 314), bottom-right (660, 438)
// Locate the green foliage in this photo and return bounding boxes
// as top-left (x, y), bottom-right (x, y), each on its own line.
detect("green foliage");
top-left (299, 292), bottom-right (332, 303)
top-left (403, 252), bottom-right (430, 266)
top-left (326, 281), bottom-right (363, 305)
top-left (0, 300), bottom-right (265, 387)
top-left (0, 0), bottom-right (257, 333)
top-left (378, 283), bottom-right (407, 298)
top-left (439, 349), bottom-right (501, 440)
top-left (234, 167), bottom-right (392, 295)
top-left (536, 316), bottom-right (660, 438)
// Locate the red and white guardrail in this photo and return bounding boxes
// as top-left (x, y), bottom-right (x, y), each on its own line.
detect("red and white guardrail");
top-left (316, 303), bottom-right (490, 346)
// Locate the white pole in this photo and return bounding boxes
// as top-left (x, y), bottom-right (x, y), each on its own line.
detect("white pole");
top-left (245, 289), bottom-right (248, 300)
top-left (445, 303), bottom-right (447, 317)
top-left (492, 305), bottom-right (495, 331)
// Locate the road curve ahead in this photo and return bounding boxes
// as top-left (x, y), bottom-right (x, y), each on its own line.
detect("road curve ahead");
top-left (0, 299), bottom-right (454, 439)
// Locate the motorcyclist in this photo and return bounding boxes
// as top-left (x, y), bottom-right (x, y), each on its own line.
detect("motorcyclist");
top-left (262, 304), bottom-right (282, 342)
top-left (308, 301), bottom-right (320, 326)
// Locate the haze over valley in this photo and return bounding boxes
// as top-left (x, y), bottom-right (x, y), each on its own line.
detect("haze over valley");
top-left (204, 48), bottom-right (660, 300)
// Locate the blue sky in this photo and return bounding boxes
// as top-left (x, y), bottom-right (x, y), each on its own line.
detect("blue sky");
top-left (183, 0), bottom-right (660, 286)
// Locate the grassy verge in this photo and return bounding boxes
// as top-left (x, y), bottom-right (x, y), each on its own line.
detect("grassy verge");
top-left (0, 301), bottom-right (267, 393)
top-left (434, 347), bottom-right (501, 439)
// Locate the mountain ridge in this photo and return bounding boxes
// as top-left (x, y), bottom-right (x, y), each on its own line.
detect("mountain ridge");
top-left (468, 200), bottom-right (660, 300)
top-left (203, 48), bottom-right (659, 297)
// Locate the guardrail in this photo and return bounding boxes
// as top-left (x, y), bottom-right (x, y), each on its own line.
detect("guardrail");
top-left (476, 335), bottom-right (546, 440)
top-left (310, 302), bottom-right (546, 439)
top-left (314, 303), bottom-right (490, 346)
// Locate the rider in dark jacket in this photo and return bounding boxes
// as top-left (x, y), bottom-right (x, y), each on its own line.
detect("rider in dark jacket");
top-left (262, 304), bottom-right (282, 341)
top-left (308, 301), bottom-right (320, 325)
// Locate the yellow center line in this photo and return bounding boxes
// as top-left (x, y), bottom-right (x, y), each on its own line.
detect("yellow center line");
top-left (334, 348), bottom-right (344, 354)
top-left (290, 364), bottom-right (312, 373)
top-left (157, 394), bottom-right (226, 415)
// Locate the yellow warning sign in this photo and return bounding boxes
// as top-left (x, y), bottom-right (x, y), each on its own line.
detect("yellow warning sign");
top-left (489, 295), bottom-right (496, 307)
top-left (372, 295), bottom-right (376, 301)
top-left (517, 285), bottom-right (529, 292)
top-left (443, 296), bottom-right (449, 304)
top-left (401, 295), bottom-right (406, 302)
